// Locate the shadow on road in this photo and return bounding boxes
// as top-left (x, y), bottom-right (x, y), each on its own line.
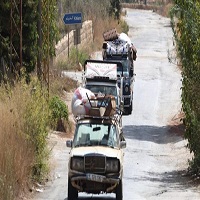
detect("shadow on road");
top-left (123, 124), bottom-right (184, 144)
top-left (131, 169), bottom-right (198, 191)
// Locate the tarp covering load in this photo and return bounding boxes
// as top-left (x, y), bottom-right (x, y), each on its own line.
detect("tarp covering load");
top-left (71, 87), bottom-right (117, 117)
top-left (85, 61), bottom-right (117, 80)
top-left (102, 28), bottom-right (137, 61)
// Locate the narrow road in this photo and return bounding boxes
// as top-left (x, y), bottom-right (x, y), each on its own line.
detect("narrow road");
top-left (122, 9), bottom-right (200, 199)
top-left (32, 9), bottom-right (200, 200)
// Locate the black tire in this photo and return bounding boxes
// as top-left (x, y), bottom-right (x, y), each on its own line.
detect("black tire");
top-left (116, 180), bottom-right (123, 200)
top-left (68, 178), bottom-right (78, 200)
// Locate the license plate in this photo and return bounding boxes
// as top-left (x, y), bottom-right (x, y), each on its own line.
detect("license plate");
top-left (86, 173), bottom-right (104, 182)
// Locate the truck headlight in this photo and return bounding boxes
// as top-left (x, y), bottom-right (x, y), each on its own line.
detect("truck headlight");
top-left (71, 157), bottom-right (84, 172)
top-left (123, 81), bottom-right (131, 95)
top-left (124, 85), bottom-right (129, 93)
top-left (106, 159), bottom-right (119, 173)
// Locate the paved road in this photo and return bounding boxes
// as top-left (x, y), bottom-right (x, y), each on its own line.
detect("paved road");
top-left (32, 9), bottom-right (200, 200)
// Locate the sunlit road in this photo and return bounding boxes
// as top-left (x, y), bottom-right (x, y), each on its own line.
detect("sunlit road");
top-left (33, 9), bottom-right (200, 200)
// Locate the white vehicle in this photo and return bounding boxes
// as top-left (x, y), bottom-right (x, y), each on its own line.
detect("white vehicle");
top-left (66, 111), bottom-right (126, 200)
top-left (82, 59), bottom-right (124, 111)
top-left (102, 29), bottom-right (137, 115)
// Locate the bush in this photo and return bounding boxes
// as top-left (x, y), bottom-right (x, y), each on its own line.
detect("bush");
top-left (49, 95), bottom-right (69, 132)
top-left (171, 0), bottom-right (200, 175)
top-left (0, 102), bottom-right (34, 199)
top-left (23, 80), bottom-right (50, 181)
top-left (0, 77), bottom-right (50, 198)
top-left (119, 19), bottom-right (129, 34)
top-left (69, 47), bottom-right (90, 67)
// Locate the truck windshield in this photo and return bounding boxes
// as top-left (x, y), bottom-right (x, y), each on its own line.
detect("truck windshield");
top-left (86, 85), bottom-right (119, 106)
top-left (73, 123), bottom-right (119, 148)
top-left (86, 85), bottom-right (117, 96)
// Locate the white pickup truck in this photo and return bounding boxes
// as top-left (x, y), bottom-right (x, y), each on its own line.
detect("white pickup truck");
top-left (66, 110), bottom-right (126, 200)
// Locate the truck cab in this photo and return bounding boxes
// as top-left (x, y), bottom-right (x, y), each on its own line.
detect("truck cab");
top-left (82, 60), bottom-right (124, 111)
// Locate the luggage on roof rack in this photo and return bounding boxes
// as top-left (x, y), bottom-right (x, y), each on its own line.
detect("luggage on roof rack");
top-left (103, 39), bottom-right (130, 57)
top-left (71, 86), bottom-right (122, 118)
top-left (103, 28), bottom-right (118, 41)
top-left (102, 29), bottom-right (137, 61)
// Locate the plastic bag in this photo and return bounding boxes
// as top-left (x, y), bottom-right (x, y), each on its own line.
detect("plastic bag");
top-left (71, 87), bottom-right (96, 116)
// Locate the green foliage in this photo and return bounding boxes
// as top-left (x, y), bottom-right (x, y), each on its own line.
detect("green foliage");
top-left (69, 47), bottom-right (89, 66)
top-left (57, 0), bottom-right (121, 37)
top-left (171, 0), bottom-right (200, 174)
top-left (49, 95), bottom-right (69, 130)
top-left (110, 0), bottom-right (122, 20)
top-left (0, 77), bottom-right (50, 198)
top-left (57, 47), bottom-right (89, 71)
top-left (119, 19), bottom-right (129, 34)
top-left (22, 79), bottom-right (50, 181)
top-left (0, 0), bottom-right (58, 75)
top-left (0, 1), bottom-right (38, 73)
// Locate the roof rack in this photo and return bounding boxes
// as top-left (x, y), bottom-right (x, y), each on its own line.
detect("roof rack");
top-left (74, 111), bottom-right (122, 127)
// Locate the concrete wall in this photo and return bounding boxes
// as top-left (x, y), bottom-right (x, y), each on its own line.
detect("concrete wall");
top-left (55, 20), bottom-right (93, 63)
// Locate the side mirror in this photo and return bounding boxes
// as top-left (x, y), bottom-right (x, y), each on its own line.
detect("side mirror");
top-left (120, 141), bottom-right (126, 149)
top-left (66, 140), bottom-right (72, 148)
top-left (102, 42), bottom-right (107, 49)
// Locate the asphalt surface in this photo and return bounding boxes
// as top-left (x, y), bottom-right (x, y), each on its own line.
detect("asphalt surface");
top-left (32, 9), bottom-right (200, 200)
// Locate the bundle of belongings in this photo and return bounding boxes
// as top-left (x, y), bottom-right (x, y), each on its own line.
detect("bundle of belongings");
top-left (102, 28), bottom-right (137, 61)
top-left (71, 87), bottom-right (116, 117)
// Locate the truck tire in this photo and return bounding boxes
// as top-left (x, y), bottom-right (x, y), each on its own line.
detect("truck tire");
top-left (116, 180), bottom-right (123, 200)
top-left (68, 178), bottom-right (78, 200)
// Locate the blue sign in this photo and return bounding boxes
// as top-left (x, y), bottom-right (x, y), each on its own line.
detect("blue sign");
top-left (63, 13), bottom-right (82, 25)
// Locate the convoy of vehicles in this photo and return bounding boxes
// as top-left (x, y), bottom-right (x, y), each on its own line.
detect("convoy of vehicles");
top-left (66, 29), bottom-right (137, 200)
top-left (102, 29), bottom-right (137, 115)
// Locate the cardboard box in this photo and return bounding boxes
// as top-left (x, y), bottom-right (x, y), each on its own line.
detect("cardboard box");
top-left (89, 107), bottom-right (106, 117)
top-left (104, 96), bottom-right (116, 116)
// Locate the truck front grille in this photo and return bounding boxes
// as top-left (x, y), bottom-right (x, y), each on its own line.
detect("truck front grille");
top-left (85, 156), bottom-right (105, 173)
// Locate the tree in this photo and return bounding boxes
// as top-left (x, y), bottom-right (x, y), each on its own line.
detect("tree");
top-left (110, 0), bottom-right (121, 20)
top-left (0, 0), bottom-right (58, 79)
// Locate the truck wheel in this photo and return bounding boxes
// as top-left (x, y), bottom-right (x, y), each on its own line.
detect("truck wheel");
top-left (116, 180), bottom-right (123, 200)
top-left (68, 178), bottom-right (78, 200)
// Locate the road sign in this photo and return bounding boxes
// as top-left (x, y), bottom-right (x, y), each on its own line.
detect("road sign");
top-left (63, 12), bottom-right (82, 25)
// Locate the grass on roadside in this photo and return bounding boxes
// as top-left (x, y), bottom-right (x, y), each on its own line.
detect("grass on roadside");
top-left (0, 78), bottom-right (51, 199)
top-left (0, 8), bottom-right (130, 199)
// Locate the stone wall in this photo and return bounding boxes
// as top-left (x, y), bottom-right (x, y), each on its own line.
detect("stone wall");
top-left (55, 20), bottom-right (93, 63)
